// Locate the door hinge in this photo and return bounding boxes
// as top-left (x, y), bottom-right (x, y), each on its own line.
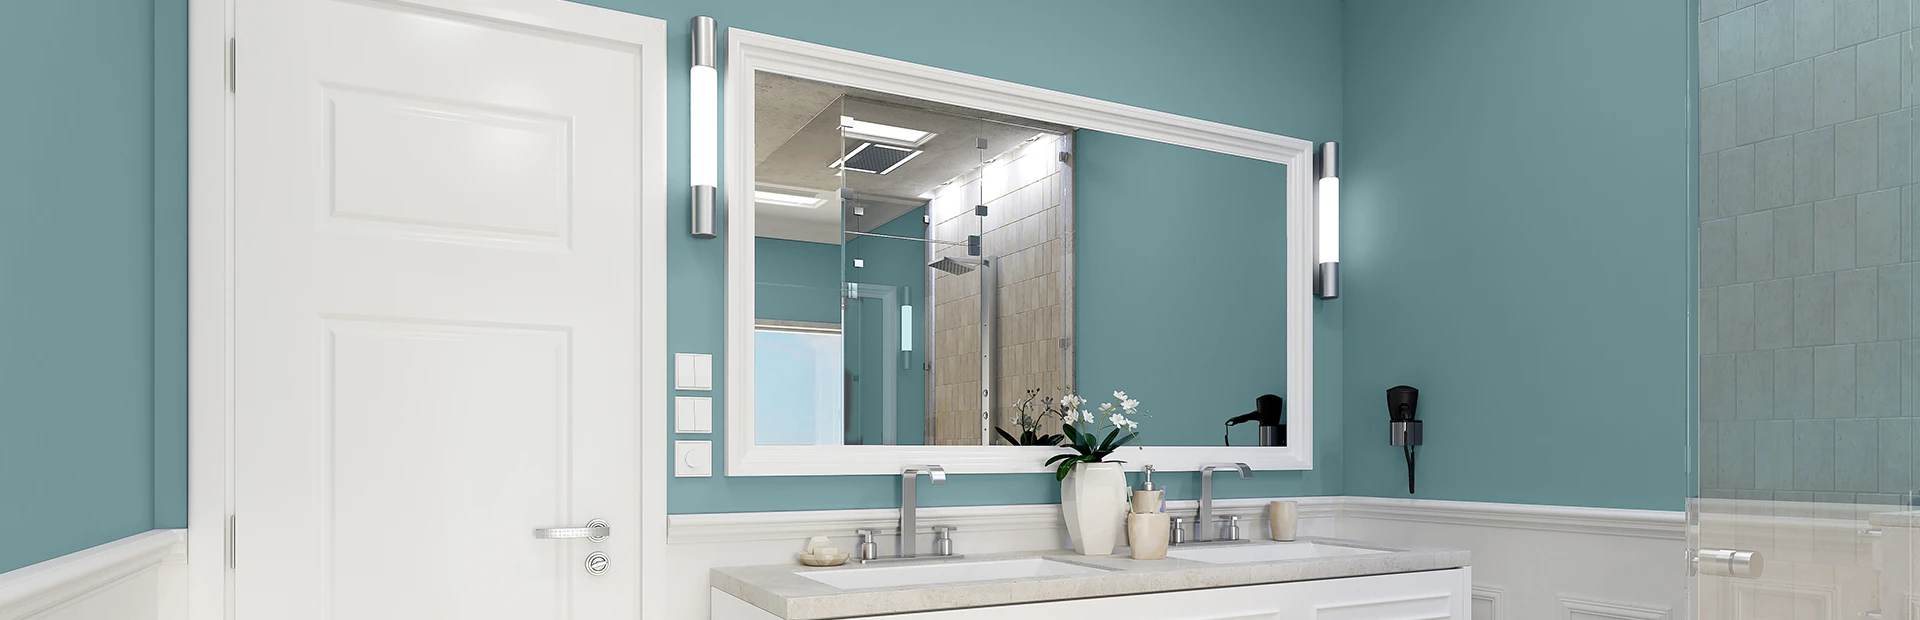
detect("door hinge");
top-left (226, 514), bottom-right (237, 569)
top-left (227, 38), bottom-right (236, 93)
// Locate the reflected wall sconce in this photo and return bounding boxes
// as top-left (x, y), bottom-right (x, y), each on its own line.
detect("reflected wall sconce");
top-left (690, 16), bottom-right (719, 238)
top-left (1314, 141), bottom-right (1339, 299)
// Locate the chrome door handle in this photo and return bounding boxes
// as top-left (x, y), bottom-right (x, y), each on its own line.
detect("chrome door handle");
top-left (534, 518), bottom-right (609, 542)
top-left (1692, 548), bottom-right (1763, 579)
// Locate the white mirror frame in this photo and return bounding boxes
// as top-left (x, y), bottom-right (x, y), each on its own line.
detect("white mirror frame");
top-left (724, 29), bottom-right (1316, 476)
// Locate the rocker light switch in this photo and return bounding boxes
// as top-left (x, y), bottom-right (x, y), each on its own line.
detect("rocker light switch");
top-left (675, 396), bottom-right (713, 434)
top-left (675, 353), bottom-right (712, 391)
top-left (675, 441), bottom-right (712, 477)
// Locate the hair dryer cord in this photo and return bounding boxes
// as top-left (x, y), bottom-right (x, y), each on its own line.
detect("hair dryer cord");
top-left (1403, 445), bottom-right (1418, 494)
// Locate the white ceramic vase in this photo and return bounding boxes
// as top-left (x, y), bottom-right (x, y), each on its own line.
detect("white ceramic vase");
top-left (1060, 462), bottom-right (1127, 555)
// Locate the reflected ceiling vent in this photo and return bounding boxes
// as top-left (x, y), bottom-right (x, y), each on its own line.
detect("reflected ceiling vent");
top-left (831, 142), bottom-right (923, 175)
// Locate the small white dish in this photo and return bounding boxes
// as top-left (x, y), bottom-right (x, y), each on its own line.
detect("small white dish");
top-left (797, 552), bottom-right (851, 567)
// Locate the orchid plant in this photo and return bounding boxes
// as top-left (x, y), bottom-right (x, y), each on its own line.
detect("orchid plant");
top-left (1045, 390), bottom-right (1147, 481)
top-left (995, 388), bottom-right (1070, 446)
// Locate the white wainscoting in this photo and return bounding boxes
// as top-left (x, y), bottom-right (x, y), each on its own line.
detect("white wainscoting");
top-left (668, 496), bottom-right (1687, 620)
top-left (0, 500), bottom-right (1688, 620)
top-left (0, 530), bottom-right (187, 620)
top-left (1333, 497), bottom-right (1685, 620)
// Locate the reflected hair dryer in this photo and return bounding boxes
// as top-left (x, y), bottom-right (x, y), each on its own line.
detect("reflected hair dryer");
top-left (1225, 394), bottom-right (1286, 447)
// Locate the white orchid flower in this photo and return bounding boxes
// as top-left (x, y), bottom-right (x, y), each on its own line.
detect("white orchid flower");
top-left (1061, 394), bottom-right (1085, 409)
top-left (1080, 409), bottom-right (1095, 423)
top-left (1098, 402), bottom-right (1115, 413)
top-left (1124, 419), bottom-right (1139, 430)
top-left (1109, 412), bottom-right (1130, 428)
top-left (1120, 398), bottom-right (1140, 412)
top-left (1113, 391), bottom-right (1128, 401)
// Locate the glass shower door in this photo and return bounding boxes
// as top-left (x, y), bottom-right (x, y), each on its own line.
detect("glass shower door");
top-left (1692, 1), bottom-right (1917, 617)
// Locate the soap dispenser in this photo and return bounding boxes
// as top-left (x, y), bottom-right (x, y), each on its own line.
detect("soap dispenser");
top-left (1131, 465), bottom-right (1164, 514)
top-left (1127, 465), bottom-right (1171, 560)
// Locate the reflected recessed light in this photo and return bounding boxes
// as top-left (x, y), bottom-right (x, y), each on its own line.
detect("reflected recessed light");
top-left (754, 189), bottom-right (825, 209)
top-left (841, 116), bottom-right (936, 146)
top-left (830, 142), bottom-right (923, 175)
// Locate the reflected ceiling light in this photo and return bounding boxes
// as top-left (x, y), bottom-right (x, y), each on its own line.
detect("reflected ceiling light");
top-left (1315, 141), bottom-right (1340, 300)
top-left (754, 190), bottom-right (825, 209)
top-left (840, 116), bottom-right (936, 146)
top-left (690, 16), bottom-right (719, 239)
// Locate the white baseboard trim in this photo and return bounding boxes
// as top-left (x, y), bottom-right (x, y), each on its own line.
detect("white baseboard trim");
top-left (669, 497), bottom-right (1343, 544)
top-left (1336, 496), bottom-right (1687, 540)
top-left (0, 529), bottom-right (187, 620)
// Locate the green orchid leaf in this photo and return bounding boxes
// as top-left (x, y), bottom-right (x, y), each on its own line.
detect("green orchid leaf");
top-left (1044, 453), bottom-right (1075, 466)
top-left (994, 427), bottom-right (1020, 446)
top-left (1098, 428), bottom-right (1120, 451)
top-left (1055, 460), bottom-right (1076, 481)
top-left (1109, 432), bottom-right (1137, 449)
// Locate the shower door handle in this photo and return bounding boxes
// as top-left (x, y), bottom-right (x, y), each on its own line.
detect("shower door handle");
top-left (1692, 548), bottom-right (1762, 579)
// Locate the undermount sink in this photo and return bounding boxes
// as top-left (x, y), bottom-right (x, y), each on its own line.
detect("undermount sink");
top-left (1166, 541), bottom-right (1387, 564)
top-left (798, 557), bottom-right (1111, 590)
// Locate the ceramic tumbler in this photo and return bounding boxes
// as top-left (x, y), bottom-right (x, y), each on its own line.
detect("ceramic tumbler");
top-left (1268, 501), bottom-right (1298, 541)
top-left (1127, 512), bottom-right (1170, 559)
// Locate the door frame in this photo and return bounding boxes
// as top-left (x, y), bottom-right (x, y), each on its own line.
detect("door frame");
top-left (185, 1), bottom-right (669, 617)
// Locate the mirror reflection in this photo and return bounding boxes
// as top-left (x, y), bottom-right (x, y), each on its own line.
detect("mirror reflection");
top-left (752, 71), bottom-right (1288, 448)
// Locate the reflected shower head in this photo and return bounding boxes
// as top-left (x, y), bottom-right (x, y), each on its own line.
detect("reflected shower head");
top-left (928, 256), bottom-right (985, 275)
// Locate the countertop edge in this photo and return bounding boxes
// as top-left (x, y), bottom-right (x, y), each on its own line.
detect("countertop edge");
top-left (711, 538), bottom-right (1470, 620)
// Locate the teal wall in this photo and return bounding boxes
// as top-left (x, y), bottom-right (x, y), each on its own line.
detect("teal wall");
top-left (1337, 0), bottom-right (1693, 511)
top-left (0, 0), bottom-right (1702, 575)
top-left (0, 0), bottom-right (187, 574)
top-left (650, 0), bottom-right (1347, 513)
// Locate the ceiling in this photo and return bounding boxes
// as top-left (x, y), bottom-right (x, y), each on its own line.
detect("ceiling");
top-left (753, 72), bottom-right (1067, 244)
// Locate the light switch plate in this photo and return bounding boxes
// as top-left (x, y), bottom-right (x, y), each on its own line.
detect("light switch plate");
top-left (675, 440), bottom-right (712, 477)
top-left (675, 396), bottom-right (713, 434)
top-left (674, 353), bottom-right (713, 391)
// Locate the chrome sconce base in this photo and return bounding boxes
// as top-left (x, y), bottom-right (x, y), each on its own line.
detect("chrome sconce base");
top-left (691, 185), bottom-right (717, 239)
top-left (1314, 261), bottom-right (1339, 300)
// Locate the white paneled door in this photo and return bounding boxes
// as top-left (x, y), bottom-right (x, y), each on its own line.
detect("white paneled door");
top-left (233, 0), bottom-right (663, 618)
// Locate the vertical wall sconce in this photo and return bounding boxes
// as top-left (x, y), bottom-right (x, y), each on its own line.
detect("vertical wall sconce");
top-left (689, 16), bottom-right (719, 238)
top-left (1315, 141), bottom-right (1340, 299)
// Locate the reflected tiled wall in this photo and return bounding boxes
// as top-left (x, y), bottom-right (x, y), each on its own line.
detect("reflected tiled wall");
top-left (928, 135), bottom-right (1068, 444)
top-left (1698, 0), bottom-right (1919, 504)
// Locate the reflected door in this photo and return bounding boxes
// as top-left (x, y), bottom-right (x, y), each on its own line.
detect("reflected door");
top-left (232, 0), bottom-right (656, 617)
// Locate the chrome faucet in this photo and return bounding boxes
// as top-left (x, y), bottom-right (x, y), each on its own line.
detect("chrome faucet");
top-left (858, 465), bottom-right (961, 563)
top-left (1193, 462), bottom-right (1252, 543)
top-left (899, 465), bottom-right (944, 557)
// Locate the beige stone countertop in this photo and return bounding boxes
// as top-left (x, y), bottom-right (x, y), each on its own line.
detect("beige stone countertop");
top-left (710, 537), bottom-right (1470, 620)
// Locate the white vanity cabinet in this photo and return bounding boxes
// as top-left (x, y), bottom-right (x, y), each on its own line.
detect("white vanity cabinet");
top-left (711, 567), bottom-right (1472, 620)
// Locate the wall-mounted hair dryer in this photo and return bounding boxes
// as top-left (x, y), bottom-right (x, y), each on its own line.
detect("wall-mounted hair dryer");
top-left (1224, 394), bottom-right (1285, 446)
top-left (1387, 386), bottom-right (1421, 494)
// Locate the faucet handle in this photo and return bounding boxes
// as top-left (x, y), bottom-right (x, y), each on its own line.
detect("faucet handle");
top-left (1169, 517), bottom-right (1188, 545)
top-left (931, 526), bottom-right (957, 556)
top-left (1224, 515), bottom-right (1242, 541)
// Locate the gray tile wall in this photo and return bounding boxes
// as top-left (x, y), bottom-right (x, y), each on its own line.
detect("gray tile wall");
top-left (1700, 0), bottom-right (1920, 504)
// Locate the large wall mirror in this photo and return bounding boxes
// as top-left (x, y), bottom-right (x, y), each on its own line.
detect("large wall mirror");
top-left (724, 30), bottom-right (1316, 475)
